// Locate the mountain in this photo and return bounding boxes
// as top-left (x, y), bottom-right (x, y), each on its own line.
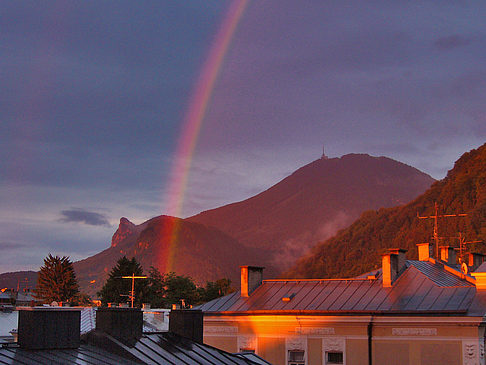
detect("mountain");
top-left (284, 144), bottom-right (486, 279)
top-left (188, 154), bottom-right (434, 268)
top-left (74, 216), bottom-right (271, 297)
top-left (0, 153), bottom-right (436, 297)
top-left (0, 271), bottom-right (37, 292)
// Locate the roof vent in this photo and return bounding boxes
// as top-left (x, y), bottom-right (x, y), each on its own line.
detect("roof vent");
top-left (282, 293), bottom-right (296, 302)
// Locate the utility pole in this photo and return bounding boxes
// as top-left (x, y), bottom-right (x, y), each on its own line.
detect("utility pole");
top-left (120, 274), bottom-right (147, 308)
top-left (418, 202), bottom-right (467, 260)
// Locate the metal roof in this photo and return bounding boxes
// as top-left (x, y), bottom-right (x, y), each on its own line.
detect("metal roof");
top-left (0, 331), bottom-right (266, 365)
top-left (200, 260), bottom-right (480, 315)
top-left (0, 343), bottom-right (134, 365)
top-left (118, 332), bottom-right (267, 364)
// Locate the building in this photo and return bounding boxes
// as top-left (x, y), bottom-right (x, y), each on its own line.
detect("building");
top-left (199, 244), bottom-right (486, 365)
top-left (0, 306), bottom-right (272, 364)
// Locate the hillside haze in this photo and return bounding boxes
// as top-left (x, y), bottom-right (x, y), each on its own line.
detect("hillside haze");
top-left (189, 154), bottom-right (434, 267)
top-left (284, 144), bottom-right (486, 279)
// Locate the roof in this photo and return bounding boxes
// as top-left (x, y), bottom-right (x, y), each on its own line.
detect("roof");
top-left (0, 343), bottom-right (134, 365)
top-left (200, 260), bottom-right (483, 315)
top-left (103, 332), bottom-right (267, 364)
top-left (0, 308), bottom-right (264, 364)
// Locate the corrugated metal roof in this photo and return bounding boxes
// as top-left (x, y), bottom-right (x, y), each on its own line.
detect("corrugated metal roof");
top-left (199, 260), bottom-right (479, 315)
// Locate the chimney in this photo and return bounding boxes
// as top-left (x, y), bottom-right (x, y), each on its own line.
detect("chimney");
top-left (240, 266), bottom-right (264, 297)
top-left (440, 246), bottom-right (456, 266)
top-left (18, 307), bottom-right (81, 350)
top-left (169, 309), bottom-right (203, 343)
top-left (96, 307), bottom-right (142, 345)
top-left (417, 243), bottom-right (432, 261)
top-left (382, 249), bottom-right (407, 287)
top-left (468, 253), bottom-right (485, 272)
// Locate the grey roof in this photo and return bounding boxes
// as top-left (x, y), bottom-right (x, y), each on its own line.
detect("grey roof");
top-left (235, 352), bottom-right (273, 365)
top-left (117, 332), bottom-right (267, 364)
top-left (0, 330), bottom-right (266, 365)
top-left (200, 260), bottom-right (482, 315)
top-left (0, 343), bottom-right (134, 365)
top-left (474, 262), bottom-right (486, 273)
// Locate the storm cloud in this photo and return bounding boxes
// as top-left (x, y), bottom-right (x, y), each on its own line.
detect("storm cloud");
top-left (60, 208), bottom-right (111, 227)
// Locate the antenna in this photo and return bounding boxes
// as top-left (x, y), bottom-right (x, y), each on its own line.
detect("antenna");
top-left (119, 273), bottom-right (148, 308)
top-left (417, 202), bottom-right (467, 260)
top-left (321, 145), bottom-right (328, 160)
top-left (457, 232), bottom-right (483, 264)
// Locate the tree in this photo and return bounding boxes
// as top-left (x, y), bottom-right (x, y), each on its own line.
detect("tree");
top-left (145, 267), bottom-right (233, 308)
top-left (199, 278), bottom-right (233, 303)
top-left (145, 267), bottom-right (198, 308)
top-left (98, 256), bottom-right (148, 307)
top-left (34, 254), bottom-right (79, 304)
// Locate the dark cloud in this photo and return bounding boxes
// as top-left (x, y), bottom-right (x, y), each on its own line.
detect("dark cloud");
top-left (434, 35), bottom-right (472, 50)
top-left (60, 208), bottom-right (111, 227)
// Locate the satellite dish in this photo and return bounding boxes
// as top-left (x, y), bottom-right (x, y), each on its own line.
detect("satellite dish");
top-left (461, 262), bottom-right (468, 275)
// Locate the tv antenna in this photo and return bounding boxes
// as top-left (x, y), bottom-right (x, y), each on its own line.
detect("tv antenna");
top-left (119, 273), bottom-right (147, 308)
top-left (417, 202), bottom-right (467, 260)
top-left (457, 232), bottom-right (482, 264)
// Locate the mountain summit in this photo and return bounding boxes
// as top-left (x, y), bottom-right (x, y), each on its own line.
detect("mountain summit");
top-left (188, 153), bottom-right (434, 268)
top-left (284, 144), bottom-right (486, 279)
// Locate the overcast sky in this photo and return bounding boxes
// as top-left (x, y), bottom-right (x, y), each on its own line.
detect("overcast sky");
top-left (1, 1), bottom-right (485, 273)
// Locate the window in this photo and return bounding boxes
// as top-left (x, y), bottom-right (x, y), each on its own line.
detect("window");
top-left (288, 350), bottom-right (305, 365)
top-left (326, 351), bottom-right (343, 364)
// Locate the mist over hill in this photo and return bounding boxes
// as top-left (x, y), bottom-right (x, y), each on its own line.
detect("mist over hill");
top-left (284, 144), bottom-right (486, 279)
top-left (189, 153), bottom-right (434, 267)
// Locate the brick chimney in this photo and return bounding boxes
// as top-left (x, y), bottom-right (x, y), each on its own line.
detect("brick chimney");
top-left (169, 309), bottom-right (203, 343)
top-left (18, 307), bottom-right (81, 350)
top-left (96, 307), bottom-right (142, 344)
top-left (240, 266), bottom-right (264, 297)
top-left (382, 249), bottom-right (407, 288)
top-left (417, 243), bottom-right (432, 261)
top-left (440, 246), bottom-right (456, 266)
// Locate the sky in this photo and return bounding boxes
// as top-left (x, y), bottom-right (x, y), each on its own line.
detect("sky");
top-left (1, 1), bottom-right (486, 273)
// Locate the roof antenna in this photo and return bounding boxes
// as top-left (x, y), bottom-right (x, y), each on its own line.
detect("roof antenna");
top-left (321, 145), bottom-right (328, 160)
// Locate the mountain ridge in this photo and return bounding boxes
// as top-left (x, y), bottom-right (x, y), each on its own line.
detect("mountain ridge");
top-left (284, 144), bottom-right (486, 279)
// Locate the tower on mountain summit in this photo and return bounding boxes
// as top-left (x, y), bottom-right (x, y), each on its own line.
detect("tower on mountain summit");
top-left (321, 146), bottom-right (329, 160)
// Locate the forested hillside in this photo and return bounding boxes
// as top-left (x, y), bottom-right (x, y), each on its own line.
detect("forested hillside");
top-left (284, 143), bottom-right (486, 279)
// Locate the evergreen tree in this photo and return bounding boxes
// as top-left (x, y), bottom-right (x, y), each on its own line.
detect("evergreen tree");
top-left (98, 256), bottom-right (148, 307)
top-left (34, 254), bottom-right (79, 304)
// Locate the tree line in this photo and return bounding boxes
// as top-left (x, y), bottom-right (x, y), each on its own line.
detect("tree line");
top-left (34, 254), bottom-right (233, 307)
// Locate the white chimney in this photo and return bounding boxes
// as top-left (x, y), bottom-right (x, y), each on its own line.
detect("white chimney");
top-left (382, 249), bottom-right (407, 288)
top-left (417, 243), bottom-right (432, 261)
top-left (440, 246), bottom-right (456, 266)
top-left (240, 266), bottom-right (264, 297)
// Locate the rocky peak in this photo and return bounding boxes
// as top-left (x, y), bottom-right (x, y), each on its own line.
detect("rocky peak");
top-left (111, 217), bottom-right (137, 247)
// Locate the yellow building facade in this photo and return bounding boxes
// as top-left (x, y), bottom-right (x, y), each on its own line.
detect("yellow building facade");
top-left (200, 247), bottom-right (486, 365)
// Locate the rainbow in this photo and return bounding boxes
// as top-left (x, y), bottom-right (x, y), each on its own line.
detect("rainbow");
top-left (159, 0), bottom-right (248, 273)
